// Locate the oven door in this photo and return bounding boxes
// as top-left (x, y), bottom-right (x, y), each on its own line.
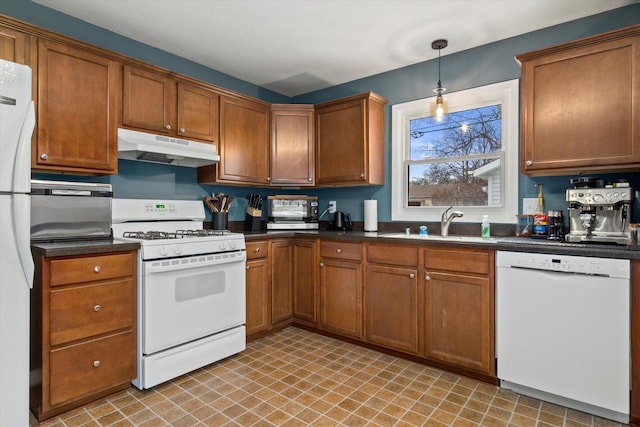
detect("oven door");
top-left (142, 250), bottom-right (246, 355)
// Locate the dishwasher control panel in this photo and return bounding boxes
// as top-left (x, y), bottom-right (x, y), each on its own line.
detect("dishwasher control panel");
top-left (496, 251), bottom-right (629, 278)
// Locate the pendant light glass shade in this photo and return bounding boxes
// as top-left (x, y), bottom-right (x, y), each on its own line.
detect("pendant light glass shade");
top-left (431, 39), bottom-right (448, 121)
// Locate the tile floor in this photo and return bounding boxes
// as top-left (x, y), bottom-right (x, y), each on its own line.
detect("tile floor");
top-left (32, 327), bottom-right (627, 427)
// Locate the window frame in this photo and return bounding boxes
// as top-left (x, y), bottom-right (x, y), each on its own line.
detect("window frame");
top-left (391, 79), bottom-right (520, 224)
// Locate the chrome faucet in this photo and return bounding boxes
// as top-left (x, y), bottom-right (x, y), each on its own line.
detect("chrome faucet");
top-left (441, 206), bottom-right (464, 237)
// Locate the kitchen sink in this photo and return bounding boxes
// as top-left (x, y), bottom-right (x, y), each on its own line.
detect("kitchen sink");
top-left (379, 233), bottom-right (497, 243)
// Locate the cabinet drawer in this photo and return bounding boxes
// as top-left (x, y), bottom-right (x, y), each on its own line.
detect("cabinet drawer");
top-left (424, 248), bottom-right (490, 275)
top-left (320, 241), bottom-right (362, 261)
top-left (49, 253), bottom-right (135, 287)
top-left (246, 241), bottom-right (268, 260)
top-left (367, 244), bottom-right (418, 267)
top-left (50, 279), bottom-right (135, 346)
top-left (49, 330), bottom-right (135, 407)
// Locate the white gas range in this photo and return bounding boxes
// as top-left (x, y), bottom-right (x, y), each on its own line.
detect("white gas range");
top-left (112, 198), bottom-right (246, 390)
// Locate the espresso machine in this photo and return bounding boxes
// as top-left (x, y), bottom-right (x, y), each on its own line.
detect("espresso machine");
top-left (566, 186), bottom-right (633, 244)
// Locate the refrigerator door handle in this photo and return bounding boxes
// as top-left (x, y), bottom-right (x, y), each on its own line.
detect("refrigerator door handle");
top-left (13, 101), bottom-right (35, 194)
top-left (13, 195), bottom-right (34, 289)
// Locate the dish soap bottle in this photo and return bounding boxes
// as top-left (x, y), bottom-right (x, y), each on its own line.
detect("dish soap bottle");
top-left (533, 184), bottom-right (548, 237)
top-left (481, 215), bottom-right (491, 240)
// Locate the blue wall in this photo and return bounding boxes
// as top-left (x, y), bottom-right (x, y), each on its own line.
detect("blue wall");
top-left (3, 1), bottom-right (640, 223)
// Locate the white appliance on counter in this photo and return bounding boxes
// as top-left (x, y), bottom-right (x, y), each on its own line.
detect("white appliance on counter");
top-left (112, 199), bottom-right (246, 389)
top-left (496, 251), bottom-right (630, 423)
top-left (0, 59), bottom-right (35, 427)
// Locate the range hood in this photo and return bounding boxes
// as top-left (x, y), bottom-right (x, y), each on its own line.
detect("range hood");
top-left (118, 128), bottom-right (220, 167)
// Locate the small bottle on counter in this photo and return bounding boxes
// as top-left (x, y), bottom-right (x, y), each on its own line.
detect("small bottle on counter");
top-left (481, 215), bottom-right (491, 240)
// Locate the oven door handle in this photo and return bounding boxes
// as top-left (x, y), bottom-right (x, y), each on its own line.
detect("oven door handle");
top-left (144, 251), bottom-right (246, 274)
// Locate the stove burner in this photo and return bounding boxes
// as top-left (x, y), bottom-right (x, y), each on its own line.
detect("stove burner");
top-left (176, 229), bottom-right (231, 237)
top-left (123, 231), bottom-right (178, 240)
top-left (122, 229), bottom-right (231, 240)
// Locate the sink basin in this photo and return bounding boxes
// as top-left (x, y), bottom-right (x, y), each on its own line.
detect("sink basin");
top-left (380, 233), bottom-right (497, 244)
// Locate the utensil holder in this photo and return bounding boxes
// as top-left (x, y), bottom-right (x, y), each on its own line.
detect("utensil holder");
top-left (212, 212), bottom-right (228, 230)
top-left (244, 208), bottom-right (262, 231)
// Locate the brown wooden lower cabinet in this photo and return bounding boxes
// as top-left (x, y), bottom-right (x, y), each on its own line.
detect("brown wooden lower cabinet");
top-left (270, 240), bottom-right (293, 325)
top-left (292, 240), bottom-right (317, 325)
top-left (245, 241), bottom-right (270, 336)
top-left (424, 248), bottom-right (495, 376)
top-left (31, 250), bottom-right (137, 421)
top-left (319, 258), bottom-right (363, 339)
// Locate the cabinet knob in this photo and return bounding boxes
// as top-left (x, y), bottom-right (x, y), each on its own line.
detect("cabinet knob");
top-left (179, 127), bottom-right (185, 133)
top-left (165, 124), bottom-right (172, 130)
top-left (526, 160), bottom-right (533, 166)
top-left (425, 275), bottom-right (431, 281)
top-left (40, 153), bottom-right (48, 160)
top-left (246, 265), bottom-right (250, 270)
top-left (254, 247), bottom-right (261, 253)
top-left (93, 265), bottom-right (101, 273)
top-left (336, 248), bottom-right (342, 254)
top-left (360, 173), bottom-right (365, 178)
top-left (93, 304), bottom-right (101, 312)
top-left (409, 273), bottom-right (415, 279)
top-left (320, 262), bottom-right (325, 267)
top-left (93, 360), bottom-right (101, 368)
top-left (308, 178), bottom-right (313, 182)
top-left (266, 177), bottom-right (271, 182)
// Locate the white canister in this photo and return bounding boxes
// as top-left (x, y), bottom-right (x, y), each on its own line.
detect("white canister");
top-left (364, 199), bottom-right (378, 232)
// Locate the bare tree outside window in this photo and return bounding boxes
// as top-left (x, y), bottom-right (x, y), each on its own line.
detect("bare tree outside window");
top-left (407, 105), bottom-right (502, 207)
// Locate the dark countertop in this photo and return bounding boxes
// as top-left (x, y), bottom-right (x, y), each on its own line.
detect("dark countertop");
top-left (31, 240), bottom-right (140, 257)
top-left (244, 230), bottom-right (640, 260)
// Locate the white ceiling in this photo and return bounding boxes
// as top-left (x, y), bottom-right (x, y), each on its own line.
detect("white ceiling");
top-left (33, 0), bottom-right (637, 97)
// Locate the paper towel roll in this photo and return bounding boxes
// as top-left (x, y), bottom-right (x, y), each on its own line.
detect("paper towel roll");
top-left (364, 199), bottom-right (378, 232)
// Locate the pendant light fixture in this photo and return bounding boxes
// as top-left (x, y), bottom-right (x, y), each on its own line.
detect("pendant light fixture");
top-left (431, 39), bottom-right (448, 121)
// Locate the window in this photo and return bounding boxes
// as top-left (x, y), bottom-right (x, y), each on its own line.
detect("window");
top-left (391, 79), bottom-right (519, 223)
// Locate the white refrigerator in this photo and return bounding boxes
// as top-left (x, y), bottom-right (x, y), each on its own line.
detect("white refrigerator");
top-left (0, 59), bottom-right (36, 427)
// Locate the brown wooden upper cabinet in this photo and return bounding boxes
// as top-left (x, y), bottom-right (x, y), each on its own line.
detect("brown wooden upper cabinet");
top-left (519, 25), bottom-right (640, 175)
top-left (270, 104), bottom-right (315, 186)
top-left (122, 65), bottom-right (219, 143)
top-left (198, 95), bottom-right (271, 185)
top-left (315, 92), bottom-right (387, 186)
top-left (0, 25), bottom-right (29, 64)
top-left (36, 39), bottom-right (120, 174)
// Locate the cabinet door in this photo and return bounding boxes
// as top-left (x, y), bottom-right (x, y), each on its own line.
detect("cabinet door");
top-left (520, 31), bottom-right (640, 174)
top-left (292, 240), bottom-right (316, 324)
top-left (0, 26), bottom-right (28, 64)
top-left (246, 258), bottom-right (269, 336)
top-left (217, 95), bottom-right (270, 184)
top-left (425, 271), bottom-right (493, 374)
top-left (270, 105), bottom-right (314, 185)
top-left (315, 97), bottom-right (367, 185)
top-left (123, 65), bottom-right (176, 134)
top-left (365, 264), bottom-right (420, 354)
top-left (36, 40), bottom-right (119, 173)
top-left (177, 82), bottom-right (219, 143)
top-left (270, 240), bottom-right (292, 324)
top-left (319, 258), bottom-right (362, 339)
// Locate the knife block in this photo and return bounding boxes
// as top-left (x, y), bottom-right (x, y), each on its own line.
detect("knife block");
top-left (244, 207), bottom-right (262, 231)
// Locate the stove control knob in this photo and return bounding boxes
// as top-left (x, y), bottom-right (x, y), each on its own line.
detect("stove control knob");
top-left (159, 246), bottom-right (169, 257)
top-left (229, 240), bottom-right (237, 250)
top-left (173, 245), bottom-right (182, 255)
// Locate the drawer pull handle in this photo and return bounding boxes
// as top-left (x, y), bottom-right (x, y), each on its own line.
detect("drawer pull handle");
top-left (179, 127), bottom-right (186, 133)
top-left (409, 273), bottom-right (415, 279)
top-left (360, 172), bottom-right (365, 178)
top-left (320, 262), bottom-right (325, 267)
top-left (93, 304), bottom-right (101, 312)
top-left (336, 248), bottom-right (342, 254)
top-left (246, 265), bottom-right (250, 270)
top-left (254, 247), bottom-right (260, 253)
top-left (425, 275), bottom-right (431, 281)
top-left (165, 124), bottom-right (172, 130)
top-left (40, 153), bottom-right (48, 160)
top-left (93, 360), bottom-right (101, 368)
top-left (526, 160), bottom-right (533, 166)
top-left (93, 266), bottom-right (101, 273)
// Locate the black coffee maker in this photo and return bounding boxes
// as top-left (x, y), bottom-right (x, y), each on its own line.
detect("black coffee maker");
top-left (547, 210), bottom-right (564, 241)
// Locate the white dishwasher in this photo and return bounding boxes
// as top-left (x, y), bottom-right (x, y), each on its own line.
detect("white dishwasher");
top-left (496, 251), bottom-right (630, 423)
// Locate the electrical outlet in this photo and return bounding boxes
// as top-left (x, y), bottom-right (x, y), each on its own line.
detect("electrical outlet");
top-left (328, 201), bottom-right (336, 214)
top-left (522, 198), bottom-right (538, 215)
